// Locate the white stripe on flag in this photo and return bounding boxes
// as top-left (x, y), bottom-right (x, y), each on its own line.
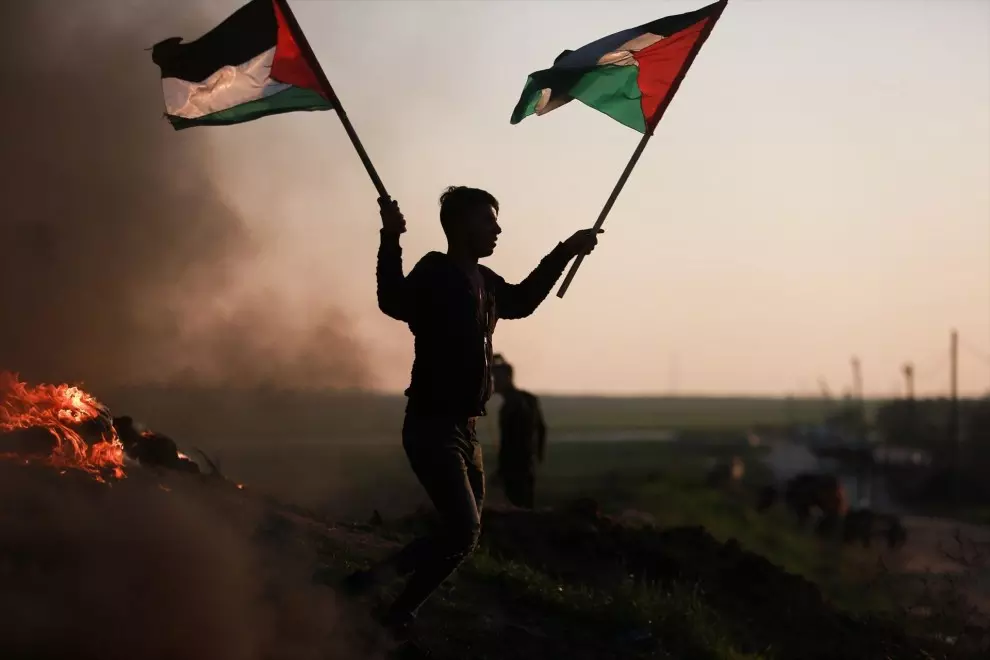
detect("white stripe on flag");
top-left (161, 47), bottom-right (290, 119)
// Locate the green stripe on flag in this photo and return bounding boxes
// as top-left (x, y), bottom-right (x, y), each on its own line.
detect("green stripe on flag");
top-left (510, 76), bottom-right (544, 125)
top-left (568, 65), bottom-right (645, 133)
top-left (510, 65), bottom-right (646, 133)
top-left (168, 86), bottom-right (332, 130)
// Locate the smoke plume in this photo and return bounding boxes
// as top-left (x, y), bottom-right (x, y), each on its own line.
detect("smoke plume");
top-left (0, 0), bottom-right (370, 391)
top-left (0, 465), bottom-right (380, 660)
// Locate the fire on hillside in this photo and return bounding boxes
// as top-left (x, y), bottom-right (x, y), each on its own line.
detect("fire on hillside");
top-left (0, 371), bottom-right (232, 484)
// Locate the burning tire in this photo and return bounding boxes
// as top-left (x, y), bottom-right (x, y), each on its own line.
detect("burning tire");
top-left (0, 372), bottom-right (124, 480)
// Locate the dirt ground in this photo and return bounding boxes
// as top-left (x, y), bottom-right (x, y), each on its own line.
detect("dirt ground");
top-left (895, 515), bottom-right (990, 622)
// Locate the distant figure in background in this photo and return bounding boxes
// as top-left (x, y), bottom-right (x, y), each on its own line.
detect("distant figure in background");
top-left (756, 483), bottom-right (779, 511)
top-left (706, 455), bottom-right (745, 490)
top-left (492, 354), bottom-right (546, 509)
top-left (784, 472), bottom-right (848, 532)
top-left (756, 473), bottom-right (850, 538)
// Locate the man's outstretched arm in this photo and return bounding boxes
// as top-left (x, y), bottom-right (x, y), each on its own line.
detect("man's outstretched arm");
top-left (376, 198), bottom-right (412, 322)
top-left (493, 228), bottom-right (602, 319)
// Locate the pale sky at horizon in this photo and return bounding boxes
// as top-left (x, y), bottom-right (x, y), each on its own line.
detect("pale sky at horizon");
top-left (181, 0), bottom-right (988, 398)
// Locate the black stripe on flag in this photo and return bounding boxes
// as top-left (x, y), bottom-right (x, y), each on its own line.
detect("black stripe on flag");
top-left (152, 0), bottom-right (277, 83)
top-left (638, 1), bottom-right (725, 39)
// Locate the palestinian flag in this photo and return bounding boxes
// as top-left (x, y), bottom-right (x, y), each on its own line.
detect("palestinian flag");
top-left (510, 0), bottom-right (727, 134)
top-left (151, 0), bottom-right (332, 130)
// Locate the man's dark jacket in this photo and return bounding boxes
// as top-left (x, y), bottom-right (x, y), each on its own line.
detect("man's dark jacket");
top-left (498, 388), bottom-right (547, 470)
top-left (376, 232), bottom-right (571, 418)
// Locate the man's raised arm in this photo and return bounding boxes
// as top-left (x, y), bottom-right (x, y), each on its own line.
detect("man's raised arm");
top-left (376, 198), bottom-right (412, 322)
top-left (492, 228), bottom-right (602, 319)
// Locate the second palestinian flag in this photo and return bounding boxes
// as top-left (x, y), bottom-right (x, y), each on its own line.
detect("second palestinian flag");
top-left (151, 0), bottom-right (332, 129)
top-left (510, 1), bottom-right (727, 134)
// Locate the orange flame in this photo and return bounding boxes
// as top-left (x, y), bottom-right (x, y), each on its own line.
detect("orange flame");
top-left (0, 371), bottom-right (125, 481)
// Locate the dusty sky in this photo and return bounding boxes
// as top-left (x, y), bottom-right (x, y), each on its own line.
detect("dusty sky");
top-left (179, 0), bottom-right (989, 397)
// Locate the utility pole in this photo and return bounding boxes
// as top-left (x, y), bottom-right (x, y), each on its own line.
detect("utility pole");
top-left (851, 355), bottom-right (870, 506)
top-left (949, 329), bottom-right (960, 504)
top-left (903, 361), bottom-right (916, 447)
top-left (851, 356), bottom-right (865, 441)
top-left (950, 330), bottom-right (959, 408)
top-left (852, 356), bottom-right (864, 402)
top-left (903, 362), bottom-right (915, 400)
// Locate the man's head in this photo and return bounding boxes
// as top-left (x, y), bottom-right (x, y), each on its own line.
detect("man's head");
top-left (492, 353), bottom-right (514, 394)
top-left (439, 186), bottom-right (501, 259)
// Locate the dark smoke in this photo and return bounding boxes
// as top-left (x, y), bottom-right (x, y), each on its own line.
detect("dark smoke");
top-left (0, 0), bottom-right (370, 391)
top-left (0, 465), bottom-right (380, 660)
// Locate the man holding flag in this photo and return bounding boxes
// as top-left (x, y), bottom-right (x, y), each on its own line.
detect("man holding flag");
top-left (341, 190), bottom-right (600, 638)
top-left (350, 2), bottom-right (727, 632)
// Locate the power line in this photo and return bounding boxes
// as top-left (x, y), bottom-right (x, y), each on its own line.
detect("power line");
top-left (959, 337), bottom-right (990, 366)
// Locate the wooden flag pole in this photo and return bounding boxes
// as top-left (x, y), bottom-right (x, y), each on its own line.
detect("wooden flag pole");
top-left (274, 0), bottom-right (389, 200)
top-left (556, 131), bottom-right (652, 298)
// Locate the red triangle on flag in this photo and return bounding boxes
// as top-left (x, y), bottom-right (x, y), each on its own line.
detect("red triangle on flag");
top-left (270, 0), bottom-right (327, 99)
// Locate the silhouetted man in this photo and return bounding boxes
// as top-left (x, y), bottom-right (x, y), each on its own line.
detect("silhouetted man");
top-left (492, 354), bottom-right (546, 509)
top-left (342, 186), bottom-right (600, 639)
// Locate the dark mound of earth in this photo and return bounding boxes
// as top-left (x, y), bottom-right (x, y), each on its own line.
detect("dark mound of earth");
top-left (478, 503), bottom-right (943, 660)
top-left (1, 461), bottom-right (967, 660)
